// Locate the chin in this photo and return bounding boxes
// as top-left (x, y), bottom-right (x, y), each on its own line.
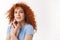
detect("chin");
top-left (17, 20), bottom-right (21, 22)
top-left (16, 19), bottom-right (22, 22)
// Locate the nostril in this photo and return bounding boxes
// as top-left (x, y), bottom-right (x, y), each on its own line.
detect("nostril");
top-left (17, 13), bottom-right (20, 16)
top-left (18, 14), bottom-right (20, 16)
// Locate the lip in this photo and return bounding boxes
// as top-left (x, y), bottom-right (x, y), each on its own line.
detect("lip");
top-left (17, 17), bottom-right (20, 18)
top-left (16, 17), bottom-right (21, 19)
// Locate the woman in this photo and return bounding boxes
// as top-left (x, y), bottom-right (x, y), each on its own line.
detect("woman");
top-left (6, 2), bottom-right (37, 40)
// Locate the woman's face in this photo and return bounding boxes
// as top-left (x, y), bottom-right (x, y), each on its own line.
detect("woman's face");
top-left (14, 7), bottom-right (25, 22)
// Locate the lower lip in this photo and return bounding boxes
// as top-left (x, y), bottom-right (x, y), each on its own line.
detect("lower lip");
top-left (17, 17), bottom-right (21, 19)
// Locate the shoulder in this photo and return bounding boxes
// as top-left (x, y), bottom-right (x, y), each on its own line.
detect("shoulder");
top-left (24, 24), bottom-right (34, 30)
top-left (7, 24), bottom-right (11, 29)
top-left (6, 24), bottom-right (12, 35)
top-left (24, 24), bottom-right (34, 35)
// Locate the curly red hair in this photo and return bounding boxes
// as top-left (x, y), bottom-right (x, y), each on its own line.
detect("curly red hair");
top-left (7, 2), bottom-right (37, 30)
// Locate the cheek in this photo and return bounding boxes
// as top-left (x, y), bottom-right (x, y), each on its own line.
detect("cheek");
top-left (21, 13), bottom-right (25, 19)
top-left (14, 14), bottom-right (17, 18)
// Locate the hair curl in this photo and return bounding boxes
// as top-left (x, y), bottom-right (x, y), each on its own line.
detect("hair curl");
top-left (7, 2), bottom-right (37, 30)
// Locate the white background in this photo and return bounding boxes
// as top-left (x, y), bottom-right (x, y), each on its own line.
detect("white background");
top-left (0, 0), bottom-right (57, 40)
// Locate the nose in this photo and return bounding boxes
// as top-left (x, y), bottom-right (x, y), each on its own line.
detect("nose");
top-left (17, 12), bottom-right (20, 16)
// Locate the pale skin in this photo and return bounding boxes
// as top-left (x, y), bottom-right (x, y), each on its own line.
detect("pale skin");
top-left (6, 7), bottom-right (33, 40)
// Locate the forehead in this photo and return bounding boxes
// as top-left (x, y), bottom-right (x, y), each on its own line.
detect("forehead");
top-left (14, 7), bottom-right (24, 11)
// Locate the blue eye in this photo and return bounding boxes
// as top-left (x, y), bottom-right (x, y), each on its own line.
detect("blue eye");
top-left (14, 11), bottom-right (17, 14)
top-left (20, 11), bottom-right (23, 13)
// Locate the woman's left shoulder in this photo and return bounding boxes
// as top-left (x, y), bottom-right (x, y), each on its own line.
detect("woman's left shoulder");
top-left (24, 24), bottom-right (34, 35)
top-left (25, 24), bottom-right (34, 30)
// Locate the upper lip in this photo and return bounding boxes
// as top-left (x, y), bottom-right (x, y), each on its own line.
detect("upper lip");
top-left (16, 17), bottom-right (21, 18)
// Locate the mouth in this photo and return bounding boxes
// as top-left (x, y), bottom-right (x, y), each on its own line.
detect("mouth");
top-left (17, 17), bottom-right (21, 19)
top-left (16, 17), bottom-right (21, 19)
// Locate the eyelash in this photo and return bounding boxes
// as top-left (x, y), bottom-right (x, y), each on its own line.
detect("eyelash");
top-left (14, 11), bottom-right (17, 13)
top-left (20, 12), bottom-right (23, 13)
top-left (14, 11), bottom-right (23, 14)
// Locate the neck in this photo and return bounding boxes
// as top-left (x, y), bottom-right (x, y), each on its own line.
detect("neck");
top-left (18, 20), bottom-right (26, 27)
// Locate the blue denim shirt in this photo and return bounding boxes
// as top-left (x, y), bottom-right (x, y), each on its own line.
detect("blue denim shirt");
top-left (7, 23), bottom-right (34, 40)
